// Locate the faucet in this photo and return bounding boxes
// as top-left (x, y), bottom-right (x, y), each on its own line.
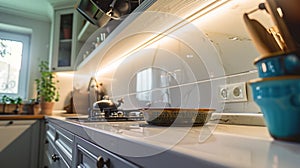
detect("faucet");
top-left (87, 77), bottom-right (107, 118)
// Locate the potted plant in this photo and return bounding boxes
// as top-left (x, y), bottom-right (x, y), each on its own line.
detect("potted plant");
top-left (0, 95), bottom-right (23, 114)
top-left (35, 61), bottom-right (60, 115)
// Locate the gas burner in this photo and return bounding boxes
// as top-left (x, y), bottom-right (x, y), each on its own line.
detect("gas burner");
top-left (67, 109), bottom-right (144, 122)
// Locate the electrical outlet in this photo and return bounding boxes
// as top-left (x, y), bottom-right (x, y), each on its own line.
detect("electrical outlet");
top-left (219, 82), bottom-right (247, 102)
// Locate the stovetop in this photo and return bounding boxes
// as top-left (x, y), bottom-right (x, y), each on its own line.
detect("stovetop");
top-left (66, 110), bottom-right (144, 122)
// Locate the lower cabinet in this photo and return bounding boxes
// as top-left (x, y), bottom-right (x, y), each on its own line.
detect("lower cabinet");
top-left (0, 119), bottom-right (44, 168)
top-left (45, 120), bottom-right (141, 168)
top-left (74, 136), bottom-right (140, 168)
top-left (44, 121), bottom-right (74, 168)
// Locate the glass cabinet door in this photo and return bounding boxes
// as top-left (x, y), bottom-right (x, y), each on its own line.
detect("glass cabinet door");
top-left (58, 13), bottom-right (73, 67)
top-left (52, 8), bottom-right (77, 71)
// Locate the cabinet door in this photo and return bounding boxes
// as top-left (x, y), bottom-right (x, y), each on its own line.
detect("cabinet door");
top-left (52, 8), bottom-right (77, 71)
top-left (0, 120), bottom-right (41, 168)
top-left (74, 136), bottom-right (141, 168)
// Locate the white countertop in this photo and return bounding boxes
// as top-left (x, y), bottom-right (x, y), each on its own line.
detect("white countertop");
top-left (48, 114), bottom-right (300, 168)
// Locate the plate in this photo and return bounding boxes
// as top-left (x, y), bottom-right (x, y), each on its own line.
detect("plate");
top-left (142, 108), bottom-right (215, 126)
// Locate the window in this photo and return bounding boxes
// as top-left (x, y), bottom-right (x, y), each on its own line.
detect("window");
top-left (0, 31), bottom-right (30, 98)
top-left (136, 68), bottom-right (152, 101)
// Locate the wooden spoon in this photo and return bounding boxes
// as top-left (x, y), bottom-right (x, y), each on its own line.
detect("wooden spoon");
top-left (265, 0), bottom-right (298, 52)
top-left (243, 13), bottom-right (282, 57)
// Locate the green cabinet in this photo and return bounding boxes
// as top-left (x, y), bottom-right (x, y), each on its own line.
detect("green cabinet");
top-left (51, 8), bottom-right (81, 71)
top-left (0, 120), bottom-right (44, 168)
top-left (45, 119), bottom-right (141, 168)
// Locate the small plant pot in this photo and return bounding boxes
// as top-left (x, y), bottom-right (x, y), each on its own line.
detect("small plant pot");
top-left (63, 28), bottom-right (72, 39)
top-left (23, 104), bottom-right (40, 115)
top-left (40, 102), bottom-right (54, 115)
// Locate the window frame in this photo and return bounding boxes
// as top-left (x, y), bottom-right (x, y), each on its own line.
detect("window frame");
top-left (0, 30), bottom-right (31, 99)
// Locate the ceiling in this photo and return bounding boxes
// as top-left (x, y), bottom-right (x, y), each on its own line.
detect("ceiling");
top-left (0, 0), bottom-right (75, 21)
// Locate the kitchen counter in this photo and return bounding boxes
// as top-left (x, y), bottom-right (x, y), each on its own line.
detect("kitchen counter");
top-left (47, 115), bottom-right (300, 168)
top-left (0, 114), bottom-right (44, 120)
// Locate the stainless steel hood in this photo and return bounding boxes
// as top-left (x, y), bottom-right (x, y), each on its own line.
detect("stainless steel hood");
top-left (75, 0), bottom-right (143, 28)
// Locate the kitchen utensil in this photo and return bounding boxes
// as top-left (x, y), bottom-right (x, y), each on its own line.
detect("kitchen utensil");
top-left (275, 0), bottom-right (300, 49)
top-left (268, 26), bottom-right (286, 51)
top-left (142, 108), bottom-right (215, 126)
top-left (254, 51), bottom-right (300, 78)
top-left (265, 0), bottom-right (298, 52)
top-left (243, 13), bottom-right (282, 57)
top-left (92, 0), bottom-right (131, 20)
top-left (249, 76), bottom-right (300, 142)
top-left (111, 0), bottom-right (131, 19)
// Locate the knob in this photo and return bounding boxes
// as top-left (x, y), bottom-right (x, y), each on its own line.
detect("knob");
top-left (51, 154), bottom-right (60, 162)
top-left (97, 156), bottom-right (110, 168)
top-left (5, 121), bottom-right (14, 126)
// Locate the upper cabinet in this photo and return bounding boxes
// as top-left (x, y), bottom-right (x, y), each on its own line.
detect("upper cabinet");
top-left (50, 0), bottom-right (156, 71)
top-left (51, 7), bottom-right (81, 71)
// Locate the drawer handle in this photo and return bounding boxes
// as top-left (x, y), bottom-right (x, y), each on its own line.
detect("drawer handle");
top-left (51, 154), bottom-right (60, 162)
top-left (97, 156), bottom-right (110, 168)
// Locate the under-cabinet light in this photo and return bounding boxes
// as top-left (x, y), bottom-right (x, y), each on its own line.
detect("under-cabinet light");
top-left (55, 71), bottom-right (75, 78)
top-left (95, 57), bottom-right (126, 76)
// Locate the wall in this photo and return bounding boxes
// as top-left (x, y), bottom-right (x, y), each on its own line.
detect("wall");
top-left (54, 71), bottom-right (74, 110)
top-left (0, 10), bottom-right (51, 100)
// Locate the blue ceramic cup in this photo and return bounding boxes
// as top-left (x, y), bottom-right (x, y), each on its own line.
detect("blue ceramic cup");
top-left (254, 52), bottom-right (300, 78)
top-left (249, 76), bottom-right (300, 142)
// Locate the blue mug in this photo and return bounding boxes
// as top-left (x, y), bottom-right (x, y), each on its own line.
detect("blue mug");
top-left (249, 76), bottom-right (300, 142)
top-left (254, 51), bottom-right (300, 78)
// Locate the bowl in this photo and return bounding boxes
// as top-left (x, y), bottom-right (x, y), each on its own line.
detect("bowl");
top-left (254, 51), bottom-right (300, 78)
top-left (142, 108), bottom-right (215, 126)
top-left (249, 76), bottom-right (300, 142)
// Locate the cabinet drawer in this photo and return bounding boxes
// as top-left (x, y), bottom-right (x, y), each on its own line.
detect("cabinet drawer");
top-left (47, 140), bottom-right (70, 168)
top-left (46, 123), bottom-right (56, 142)
top-left (75, 136), bottom-right (140, 168)
top-left (47, 122), bottom-right (74, 166)
top-left (55, 126), bottom-right (74, 163)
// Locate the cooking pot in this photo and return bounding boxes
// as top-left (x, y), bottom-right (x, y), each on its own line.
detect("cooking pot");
top-left (92, 0), bottom-right (131, 20)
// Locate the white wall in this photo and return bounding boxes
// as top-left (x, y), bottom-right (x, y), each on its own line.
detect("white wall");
top-left (54, 71), bottom-right (74, 110)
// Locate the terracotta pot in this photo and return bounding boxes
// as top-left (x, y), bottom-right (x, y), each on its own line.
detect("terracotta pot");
top-left (0, 104), bottom-right (23, 114)
top-left (63, 28), bottom-right (71, 39)
top-left (40, 102), bottom-right (54, 115)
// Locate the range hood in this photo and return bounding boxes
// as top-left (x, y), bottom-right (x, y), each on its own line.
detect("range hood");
top-left (75, 0), bottom-right (142, 28)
